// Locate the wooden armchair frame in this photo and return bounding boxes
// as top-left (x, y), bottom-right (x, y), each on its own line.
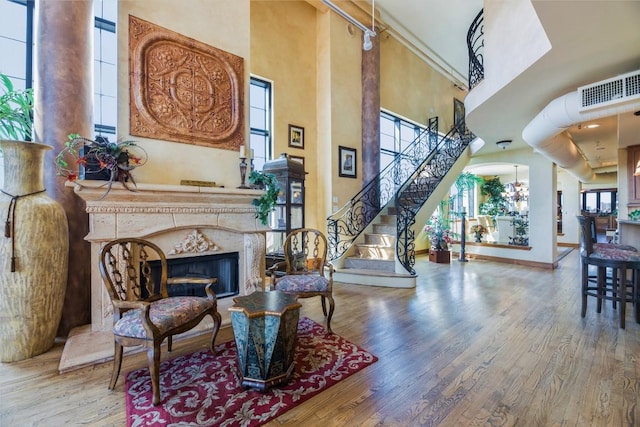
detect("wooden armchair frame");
top-left (267, 228), bottom-right (335, 333)
top-left (99, 238), bottom-right (222, 405)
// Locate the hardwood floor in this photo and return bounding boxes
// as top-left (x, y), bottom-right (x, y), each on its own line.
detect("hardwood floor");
top-left (2, 249), bottom-right (640, 426)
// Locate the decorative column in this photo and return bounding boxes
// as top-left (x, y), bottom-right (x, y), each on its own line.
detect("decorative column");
top-left (361, 30), bottom-right (380, 187)
top-left (35, 0), bottom-right (94, 336)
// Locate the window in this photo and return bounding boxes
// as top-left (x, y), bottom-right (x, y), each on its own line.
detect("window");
top-left (0, 0), bottom-right (32, 91)
top-left (379, 111), bottom-right (425, 172)
top-left (450, 182), bottom-right (475, 218)
top-left (581, 189), bottom-right (617, 214)
top-left (0, 0), bottom-right (117, 139)
top-left (249, 77), bottom-right (273, 172)
top-left (93, 0), bottom-right (118, 140)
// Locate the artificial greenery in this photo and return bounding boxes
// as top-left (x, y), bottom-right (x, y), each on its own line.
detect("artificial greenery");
top-left (455, 171), bottom-right (484, 193)
top-left (0, 73), bottom-right (34, 141)
top-left (248, 170), bottom-right (279, 226)
top-left (629, 209), bottom-right (640, 221)
top-left (479, 176), bottom-right (508, 216)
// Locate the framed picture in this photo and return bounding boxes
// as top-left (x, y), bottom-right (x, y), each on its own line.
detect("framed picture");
top-left (339, 146), bottom-right (357, 178)
top-left (288, 124), bottom-right (304, 149)
top-left (453, 98), bottom-right (465, 131)
top-left (289, 155), bottom-right (305, 170)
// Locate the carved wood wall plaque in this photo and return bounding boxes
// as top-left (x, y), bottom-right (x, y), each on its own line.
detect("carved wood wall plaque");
top-left (129, 15), bottom-right (244, 150)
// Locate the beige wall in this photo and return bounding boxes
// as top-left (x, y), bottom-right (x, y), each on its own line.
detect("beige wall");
top-left (380, 35), bottom-right (464, 131)
top-left (114, 0), bottom-right (467, 234)
top-left (118, 0), bottom-right (250, 188)
top-left (251, 0), bottom-right (320, 229)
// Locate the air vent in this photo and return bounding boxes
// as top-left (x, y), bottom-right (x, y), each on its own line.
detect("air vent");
top-left (579, 69), bottom-right (640, 111)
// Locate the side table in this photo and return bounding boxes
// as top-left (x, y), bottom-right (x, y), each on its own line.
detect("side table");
top-left (229, 290), bottom-right (301, 391)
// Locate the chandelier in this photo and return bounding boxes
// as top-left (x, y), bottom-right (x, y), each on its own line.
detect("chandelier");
top-left (506, 165), bottom-right (528, 202)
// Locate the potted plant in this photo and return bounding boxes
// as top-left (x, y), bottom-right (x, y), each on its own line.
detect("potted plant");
top-left (470, 223), bottom-right (488, 242)
top-left (55, 133), bottom-right (147, 199)
top-left (0, 72), bottom-right (69, 362)
top-left (248, 170), bottom-right (279, 226)
top-left (0, 73), bottom-right (33, 141)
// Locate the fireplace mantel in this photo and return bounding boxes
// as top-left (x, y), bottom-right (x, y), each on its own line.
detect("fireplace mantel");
top-left (59, 181), bottom-right (269, 372)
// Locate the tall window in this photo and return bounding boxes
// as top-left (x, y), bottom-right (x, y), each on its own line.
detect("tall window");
top-left (93, 1), bottom-right (118, 139)
top-left (379, 111), bottom-right (425, 172)
top-left (0, 0), bottom-right (117, 139)
top-left (0, 0), bottom-right (31, 90)
top-left (249, 76), bottom-right (273, 171)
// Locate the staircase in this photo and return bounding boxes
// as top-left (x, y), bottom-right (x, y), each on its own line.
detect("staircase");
top-left (328, 119), bottom-right (474, 287)
top-left (335, 206), bottom-right (418, 287)
top-left (348, 207), bottom-right (397, 271)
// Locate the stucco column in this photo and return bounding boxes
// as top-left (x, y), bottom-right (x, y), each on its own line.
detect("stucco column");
top-left (361, 30), bottom-right (380, 224)
top-left (35, 0), bottom-right (93, 336)
top-left (361, 31), bottom-right (380, 187)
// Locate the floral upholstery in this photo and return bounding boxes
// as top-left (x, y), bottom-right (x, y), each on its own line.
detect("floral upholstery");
top-left (113, 297), bottom-right (214, 339)
top-left (594, 242), bottom-right (638, 252)
top-left (274, 274), bottom-right (330, 293)
top-left (591, 246), bottom-right (640, 262)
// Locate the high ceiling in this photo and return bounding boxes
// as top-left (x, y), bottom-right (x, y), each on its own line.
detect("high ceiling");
top-left (370, 0), bottom-right (640, 177)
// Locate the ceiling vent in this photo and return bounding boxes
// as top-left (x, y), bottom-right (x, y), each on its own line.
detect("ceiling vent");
top-left (579, 69), bottom-right (640, 111)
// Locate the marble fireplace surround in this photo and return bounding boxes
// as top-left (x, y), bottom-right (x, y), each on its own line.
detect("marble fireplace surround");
top-left (58, 182), bottom-right (269, 373)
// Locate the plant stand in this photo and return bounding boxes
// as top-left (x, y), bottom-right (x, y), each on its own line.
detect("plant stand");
top-left (429, 249), bottom-right (451, 264)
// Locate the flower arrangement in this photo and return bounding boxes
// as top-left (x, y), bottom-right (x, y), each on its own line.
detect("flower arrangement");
top-left (470, 224), bottom-right (488, 242)
top-left (424, 216), bottom-right (453, 251)
top-left (56, 133), bottom-right (147, 199)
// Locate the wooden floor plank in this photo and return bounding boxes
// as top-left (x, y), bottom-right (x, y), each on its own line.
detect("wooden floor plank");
top-left (3, 251), bottom-right (640, 426)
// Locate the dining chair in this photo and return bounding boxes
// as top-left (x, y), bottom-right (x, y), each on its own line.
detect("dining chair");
top-left (578, 215), bottom-right (640, 328)
top-left (267, 228), bottom-right (335, 333)
top-left (99, 238), bottom-right (222, 405)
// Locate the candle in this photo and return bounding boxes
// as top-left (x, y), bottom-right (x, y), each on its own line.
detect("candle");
top-left (239, 145), bottom-right (245, 158)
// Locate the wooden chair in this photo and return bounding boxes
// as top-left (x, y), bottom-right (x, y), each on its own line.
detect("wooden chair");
top-left (99, 238), bottom-right (222, 405)
top-left (577, 216), bottom-right (640, 328)
top-left (267, 228), bottom-right (335, 333)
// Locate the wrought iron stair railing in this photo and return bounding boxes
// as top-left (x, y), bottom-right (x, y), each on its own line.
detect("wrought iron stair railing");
top-left (395, 125), bottom-right (474, 274)
top-left (468, 9), bottom-right (484, 89)
top-left (327, 118), bottom-right (472, 273)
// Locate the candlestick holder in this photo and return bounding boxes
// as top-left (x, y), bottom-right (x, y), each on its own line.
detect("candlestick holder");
top-left (238, 157), bottom-right (250, 189)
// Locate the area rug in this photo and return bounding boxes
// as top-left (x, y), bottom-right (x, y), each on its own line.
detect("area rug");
top-left (125, 317), bottom-right (378, 426)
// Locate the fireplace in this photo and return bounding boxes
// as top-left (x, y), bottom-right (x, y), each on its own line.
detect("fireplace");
top-left (148, 252), bottom-right (239, 299)
top-left (59, 182), bottom-right (270, 372)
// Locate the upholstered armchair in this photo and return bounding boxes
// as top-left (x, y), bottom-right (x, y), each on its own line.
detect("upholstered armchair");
top-left (267, 228), bottom-right (335, 333)
top-left (99, 238), bottom-right (222, 405)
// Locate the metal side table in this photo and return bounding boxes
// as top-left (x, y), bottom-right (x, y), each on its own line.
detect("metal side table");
top-left (229, 290), bottom-right (301, 391)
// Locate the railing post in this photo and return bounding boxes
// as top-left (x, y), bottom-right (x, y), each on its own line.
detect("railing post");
top-left (458, 209), bottom-right (468, 262)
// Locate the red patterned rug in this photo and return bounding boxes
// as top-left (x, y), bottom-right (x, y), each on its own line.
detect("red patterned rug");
top-left (125, 317), bottom-right (377, 426)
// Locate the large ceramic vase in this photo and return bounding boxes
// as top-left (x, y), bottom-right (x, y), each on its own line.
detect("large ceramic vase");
top-left (0, 140), bottom-right (69, 362)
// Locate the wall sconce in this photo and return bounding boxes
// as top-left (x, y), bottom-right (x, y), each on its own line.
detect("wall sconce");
top-left (496, 140), bottom-right (512, 150)
top-left (634, 160), bottom-right (640, 176)
top-left (323, 0), bottom-right (376, 51)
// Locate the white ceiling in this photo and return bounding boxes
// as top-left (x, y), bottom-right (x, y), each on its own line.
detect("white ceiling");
top-left (370, 0), bottom-right (640, 176)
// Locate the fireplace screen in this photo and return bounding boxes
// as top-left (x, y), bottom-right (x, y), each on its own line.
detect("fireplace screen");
top-left (146, 252), bottom-right (239, 299)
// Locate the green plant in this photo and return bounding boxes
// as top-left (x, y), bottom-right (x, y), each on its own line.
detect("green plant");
top-left (0, 73), bottom-right (34, 141)
top-left (479, 176), bottom-right (508, 215)
top-left (629, 210), bottom-right (640, 221)
top-left (248, 170), bottom-right (279, 226)
top-left (455, 172), bottom-right (484, 193)
top-left (55, 133), bottom-right (147, 199)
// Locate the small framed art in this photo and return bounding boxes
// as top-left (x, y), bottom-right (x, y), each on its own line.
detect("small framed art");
top-left (453, 98), bottom-right (465, 131)
top-left (288, 124), bottom-right (304, 149)
top-left (338, 146), bottom-right (357, 178)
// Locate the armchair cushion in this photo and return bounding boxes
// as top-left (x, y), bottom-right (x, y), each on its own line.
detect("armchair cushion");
top-left (274, 274), bottom-right (330, 293)
top-left (113, 296), bottom-right (214, 339)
